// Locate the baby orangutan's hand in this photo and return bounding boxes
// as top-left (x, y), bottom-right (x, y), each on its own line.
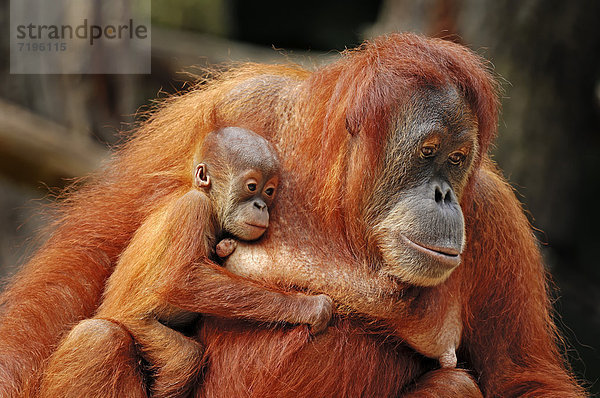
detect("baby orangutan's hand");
top-left (216, 239), bottom-right (238, 258)
top-left (308, 294), bottom-right (333, 335)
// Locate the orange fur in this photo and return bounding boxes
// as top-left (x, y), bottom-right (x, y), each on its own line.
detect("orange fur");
top-left (0, 33), bottom-right (584, 397)
top-left (38, 131), bottom-right (332, 398)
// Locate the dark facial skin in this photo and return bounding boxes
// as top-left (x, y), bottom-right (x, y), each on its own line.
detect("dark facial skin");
top-left (367, 87), bottom-right (478, 286)
top-left (195, 127), bottom-right (280, 242)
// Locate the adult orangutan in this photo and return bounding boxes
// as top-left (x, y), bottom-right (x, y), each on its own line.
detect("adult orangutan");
top-left (0, 34), bottom-right (585, 397)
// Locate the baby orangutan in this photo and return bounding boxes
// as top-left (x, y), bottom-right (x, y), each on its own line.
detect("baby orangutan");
top-left (41, 127), bottom-right (332, 398)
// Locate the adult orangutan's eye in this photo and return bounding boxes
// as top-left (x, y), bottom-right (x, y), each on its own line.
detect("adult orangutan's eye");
top-left (420, 145), bottom-right (437, 158)
top-left (448, 151), bottom-right (467, 165)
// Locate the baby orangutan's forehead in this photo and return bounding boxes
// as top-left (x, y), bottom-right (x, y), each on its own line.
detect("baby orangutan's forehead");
top-left (222, 142), bottom-right (278, 171)
top-left (199, 127), bottom-right (279, 175)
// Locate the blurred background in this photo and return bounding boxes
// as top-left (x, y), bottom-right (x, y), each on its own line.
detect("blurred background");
top-left (0, 0), bottom-right (598, 393)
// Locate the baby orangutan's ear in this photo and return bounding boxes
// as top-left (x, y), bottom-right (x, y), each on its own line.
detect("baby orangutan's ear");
top-left (194, 163), bottom-right (211, 189)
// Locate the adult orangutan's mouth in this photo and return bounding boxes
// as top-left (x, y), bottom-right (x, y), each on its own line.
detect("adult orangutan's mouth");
top-left (245, 222), bottom-right (267, 230)
top-left (399, 234), bottom-right (461, 268)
